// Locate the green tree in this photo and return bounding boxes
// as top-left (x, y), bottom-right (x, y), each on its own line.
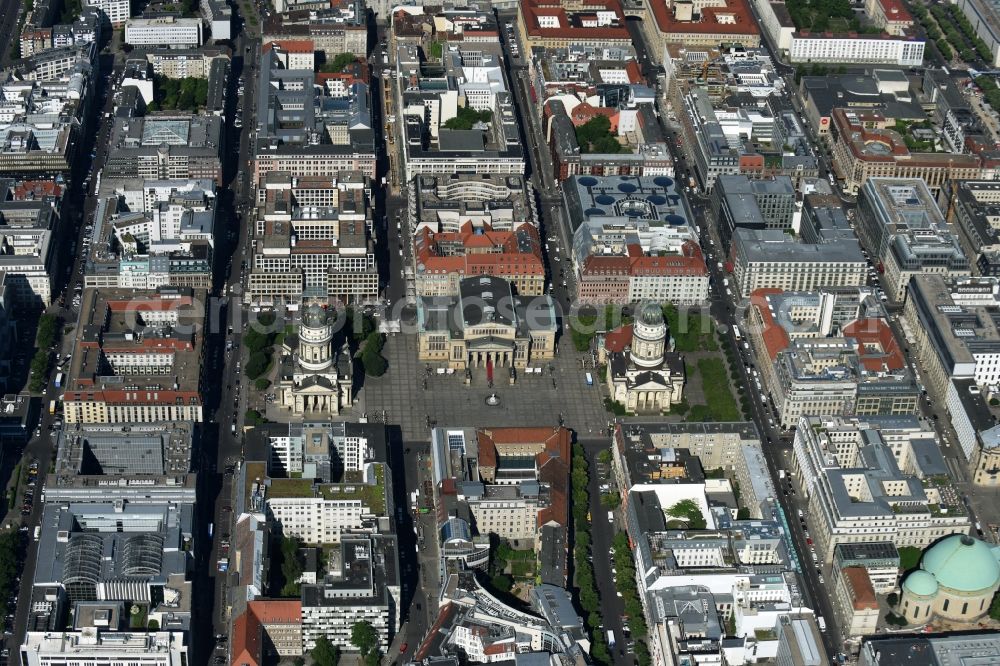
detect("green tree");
top-left (592, 639), bottom-right (610, 664)
top-left (600, 492), bottom-right (620, 509)
top-left (362, 348), bottom-right (387, 377)
top-left (490, 574), bottom-right (513, 592)
top-left (899, 546), bottom-right (922, 572)
top-left (280, 537), bottom-right (303, 596)
top-left (60, 0), bottom-right (81, 24)
top-left (346, 307), bottom-right (375, 347)
top-left (665, 499), bottom-right (707, 529)
top-left (29, 350), bottom-right (50, 392)
top-left (0, 530), bottom-right (22, 619)
top-left (323, 52), bottom-right (356, 73)
top-left (243, 327), bottom-right (272, 353)
top-left (990, 591), bottom-right (1000, 621)
top-left (311, 636), bottom-right (340, 666)
top-left (736, 507), bottom-right (750, 520)
top-left (443, 105), bottom-right (492, 130)
top-left (350, 621), bottom-right (379, 656)
top-left (592, 135), bottom-right (622, 153)
top-left (575, 115), bottom-right (626, 154)
top-left (37, 314), bottom-right (60, 348)
top-left (177, 85), bottom-right (195, 111)
top-left (364, 331), bottom-right (384, 355)
top-left (938, 39), bottom-right (954, 60)
top-left (577, 115), bottom-right (610, 145)
top-left (244, 409), bottom-right (264, 426)
top-left (245, 350), bottom-right (271, 379)
top-left (635, 640), bottom-right (652, 666)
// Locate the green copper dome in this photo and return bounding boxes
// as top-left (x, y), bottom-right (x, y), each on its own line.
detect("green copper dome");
top-left (920, 535), bottom-right (1000, 593)
top-left (903, 570), bottom-right (938, 597)
top-left (638, 303), bottom-right (664, 327)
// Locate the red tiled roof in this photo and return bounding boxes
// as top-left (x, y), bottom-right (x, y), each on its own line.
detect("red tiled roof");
top-left (537, 455), bottom-right (569, 528)
top-left (264, 39), bottom-right (315, 53)
top-left (629, 253), bottom-right (707, 276)
top-left (101, 338), bottom-right (193, 353)
top-left (569, 102), bottom-right (618, 129)
top-left (481, 426), bottom-right (570, 450)
top-left (475, 427), bottom-right (571, 517)
top-left (832, 107), bottom-right (982, 169)
top-left (414, 604), bottom-right (456, 662)
top-left (648, 0), bottom-right (759, 36)
top-left (521, 0), bottom-right (631, 42)
top-left (624, 59), bottom-right (643, 84)
top-left (484, 642), bottom-right (513, 655)
top-left (877, 0), bottom-right (913, 22)
top-left (581, 242), bottom-right (705, 276)
top-left (249, 600), bottom-right (302, 625)
top-left (603, 324), bottom-right (634, 353)
top-left (582, 255), bottom-right (631, 275)
top-left (844, 567), bottom-right (878, 610)
top-left (231, 601), bottom-right (301, 666)
top-left (842, 318), bottom-right (905, 372)
top-left (414, 222), bottom-right (544, 278)
top-left (63, 389), bottom-right (201, 404)
top-left (749, 289), bottom-right (791, 361)
top-left (230, 611), bottom-right (261, 666)
top-left (12, 180), bottom-right (63, 200)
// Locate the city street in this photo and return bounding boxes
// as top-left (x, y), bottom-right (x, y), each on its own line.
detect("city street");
top-left (200, 9), bottom-right (270, 664)
top-left (582, 437), bottom-right (631, 661)
top-left (0, 0), bottom-right (23, 67)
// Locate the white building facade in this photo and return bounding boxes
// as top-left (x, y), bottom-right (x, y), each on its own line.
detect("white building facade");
top-left (21, 632), bottom-right (187, 666)
top-left (83, 0), bottom-right (130, 27)
top-left (124, 18), bottom-right (204, 48)
top-left (789, 35), bottom-right (924, 65)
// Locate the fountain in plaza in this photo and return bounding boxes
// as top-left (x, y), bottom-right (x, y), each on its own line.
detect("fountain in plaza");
top-left (485, 392), bottom-right (501, 406)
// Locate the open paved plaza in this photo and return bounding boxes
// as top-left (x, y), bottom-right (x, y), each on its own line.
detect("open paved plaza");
top-left (356, 331), bottom-right (609, 441)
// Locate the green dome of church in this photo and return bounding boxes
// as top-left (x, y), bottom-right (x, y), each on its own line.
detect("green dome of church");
top-left (920, 534), bottom-right (1000, 593)
top-left (638, 303), bottom-right (664, 326)
top-left (902, 570), bottom-right (938, 597)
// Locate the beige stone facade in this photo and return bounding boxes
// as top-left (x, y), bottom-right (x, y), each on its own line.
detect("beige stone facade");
top-left (275, 305), bottom-right (352, 418)
top-left (416, 276), bottom-right (557, 370)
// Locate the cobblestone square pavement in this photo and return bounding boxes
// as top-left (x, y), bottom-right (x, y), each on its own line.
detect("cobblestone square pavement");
top-left (356, 331), bottom-right (609, 441)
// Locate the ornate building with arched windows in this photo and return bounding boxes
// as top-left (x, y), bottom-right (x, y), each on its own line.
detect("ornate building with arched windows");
top-left (276, 305), bottom-right (353, 417)
top-left (599, 303), bottom-right (685, 414)
top-left (900, 534), bottom-right (1000, 625)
